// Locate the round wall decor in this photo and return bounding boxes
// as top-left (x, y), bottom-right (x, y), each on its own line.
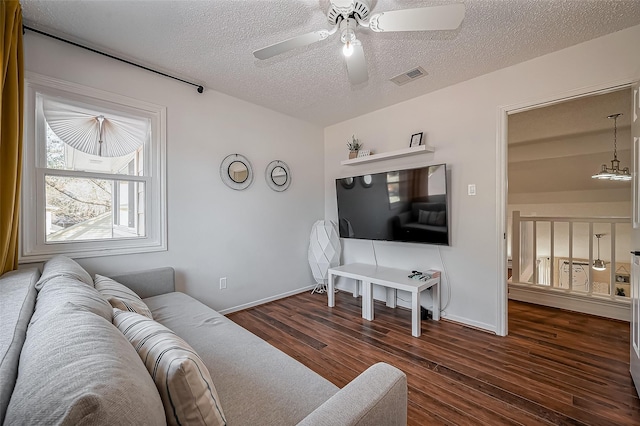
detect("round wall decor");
top-left (220, 154), bottom-right (253, 190)
top-left (339, 176), bottom-right (355, 189)
top-left (265, 160), bottom-right (291, 192)
top-left (360, 174), bottom-right (373, 187)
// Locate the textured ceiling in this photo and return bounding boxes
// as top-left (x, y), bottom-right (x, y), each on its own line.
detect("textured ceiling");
top-left (20, 0), bottom-right (640, 126)
top-left (508, 89), bottom-right (633, 194)
top-left (509, 89), bottom-right (632, 145)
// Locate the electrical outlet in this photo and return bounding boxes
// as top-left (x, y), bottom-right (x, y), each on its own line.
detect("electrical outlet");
top-left (468, 184), bottom-right (476, 196)
top-left (219, 277), bottom-right (227, 290)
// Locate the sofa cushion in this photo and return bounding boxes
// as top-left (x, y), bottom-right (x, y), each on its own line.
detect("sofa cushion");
top-left (95, 274), bottom-right (153, 318)
top-left (4, 305), bottom-right (166, 426)
top-left (418, 210), bottom-right (440, 225)
top-left (412, 202), bottom-right (445, 218)
top-left (35, 255), bottom-right (93, 290)
top-left (402, 222), bottom-right (447, 233)
top-left (31, 276), bottom-right (112, 324)
top-left (417, 209), bottom-right (430, 224)
top-left (0, 268), bottom-right (39, 424)
top-left (143, 292), bottom-right (339, 425)
top-left (113, 309), bottom-right (226, 426)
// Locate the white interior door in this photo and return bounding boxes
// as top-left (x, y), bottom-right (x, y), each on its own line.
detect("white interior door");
top-left (630, 82), bottom-right (640, 397)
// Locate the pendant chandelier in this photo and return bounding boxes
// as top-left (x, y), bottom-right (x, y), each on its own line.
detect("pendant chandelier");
top-left (592, 113), bottom-right (632, 181)
top-left (592, 233), bottom-right (607, 271)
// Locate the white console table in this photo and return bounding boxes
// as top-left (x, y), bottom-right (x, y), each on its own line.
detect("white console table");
top-left (327, 263), bottom-right (440, 337)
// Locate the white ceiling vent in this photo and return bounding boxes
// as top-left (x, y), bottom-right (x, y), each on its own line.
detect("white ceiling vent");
top-left (390, 67), bottom-right (428, 86)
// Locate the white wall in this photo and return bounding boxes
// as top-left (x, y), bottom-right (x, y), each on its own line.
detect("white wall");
top-left (23, 32), bottom-right (325, 312)
top-left (324, 24), bottom-right (640, 333)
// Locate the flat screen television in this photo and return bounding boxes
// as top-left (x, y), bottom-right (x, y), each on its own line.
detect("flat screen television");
top-left (335, 164), bottom-right (449, 245)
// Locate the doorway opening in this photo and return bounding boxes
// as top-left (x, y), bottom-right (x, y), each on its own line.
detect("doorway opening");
top-left (505, 87), bottom-right (633, 323)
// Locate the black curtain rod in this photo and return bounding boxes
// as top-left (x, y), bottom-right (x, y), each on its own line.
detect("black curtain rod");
top-left (23, 25), bottom-right (204, 94)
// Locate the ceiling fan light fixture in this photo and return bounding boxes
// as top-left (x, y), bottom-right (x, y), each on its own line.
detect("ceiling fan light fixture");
top-left (342, 40), bottom-right (354, 57)
top-left (340, 17), bottom-right (357, 58)
top-left (252, 1), bottom-right (466, 85)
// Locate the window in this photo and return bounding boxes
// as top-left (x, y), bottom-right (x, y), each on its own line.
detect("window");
top-left (22, 74), bottom-right (166, 261)
top-left (386, 171), bottom-right (401, 205)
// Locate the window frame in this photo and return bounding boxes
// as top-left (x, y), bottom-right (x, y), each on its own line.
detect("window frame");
top-left (21, 73), bottom-right (167, 262)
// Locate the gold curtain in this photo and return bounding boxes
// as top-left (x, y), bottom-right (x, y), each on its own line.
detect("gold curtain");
top-left (0, 1), bottom-right (24, 274)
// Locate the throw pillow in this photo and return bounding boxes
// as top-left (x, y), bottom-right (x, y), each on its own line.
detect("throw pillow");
top-left (427, 211), bottom-right (439, 225)
top-left (31, 276), bottom-right (112, 324)
top-left (418, 210), bottom-right (430, 225)
top-left (113, 309), bottom-right (227, 426)
top-left (4, 307), bottom-right (166, 425)
top-left (435, 211), bottom-right (446, 226)
top-left (36, 255), bottom-right (93, 290)
top-left (419, 210), bottom-right (439, 225)
top-left (94, 274), bottom-right (153, 319)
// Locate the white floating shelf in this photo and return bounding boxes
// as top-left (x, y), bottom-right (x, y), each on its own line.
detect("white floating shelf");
top-left (341, 145), bottom-right (434, 166)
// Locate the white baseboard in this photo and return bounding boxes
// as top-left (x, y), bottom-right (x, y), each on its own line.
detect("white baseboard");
top-left (509, 284), bottom-right (630, 322)
top-left (440, 313), bottom-right (498, 334)
top-left (218, 285), bottom-right (315, 315)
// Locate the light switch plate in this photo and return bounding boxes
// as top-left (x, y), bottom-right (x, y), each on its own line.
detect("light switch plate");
top-left (468, 184), bottom-right (476, 196)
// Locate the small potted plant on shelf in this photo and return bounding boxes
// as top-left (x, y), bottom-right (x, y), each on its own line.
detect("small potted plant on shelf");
top-left (347, 135), bottom-right (362, 159)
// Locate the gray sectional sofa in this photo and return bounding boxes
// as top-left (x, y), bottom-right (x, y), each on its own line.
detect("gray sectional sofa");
top-left (0, 256), bottom-right (407, 425)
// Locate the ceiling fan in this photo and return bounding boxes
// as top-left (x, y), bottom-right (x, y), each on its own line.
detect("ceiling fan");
top-left (253, 0), bottom-right (466, 85)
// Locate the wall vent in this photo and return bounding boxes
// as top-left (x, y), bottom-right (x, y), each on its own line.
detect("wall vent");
top-left (390, 66), bottom-right (428, 86)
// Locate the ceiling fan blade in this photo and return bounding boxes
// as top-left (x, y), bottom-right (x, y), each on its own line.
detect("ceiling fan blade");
top-left (253, 30), bottom-right (331, 60)
top-left (369, 4), bottom-right (465, 32)
top-left (345, 42), bottom-right (367, 85)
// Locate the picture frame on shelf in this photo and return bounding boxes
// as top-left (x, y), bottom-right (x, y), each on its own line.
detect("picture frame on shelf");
top-left (357, 149), bottom-right (371, 158)
top-left (616, 272), bottom-right (630, 284)
top-left (410, 132), bottom-right (423, 147)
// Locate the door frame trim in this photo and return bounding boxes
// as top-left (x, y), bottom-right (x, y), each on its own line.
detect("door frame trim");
top-left (496, 77), bottom-right (636, 337)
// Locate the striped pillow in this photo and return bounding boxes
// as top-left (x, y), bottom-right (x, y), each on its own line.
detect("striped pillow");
top-left (113, 309), bottom-right (226, 426)
top-left (95, 274), bottom-right (153, 319)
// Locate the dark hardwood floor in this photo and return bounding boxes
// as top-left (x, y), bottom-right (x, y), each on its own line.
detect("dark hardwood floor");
top-left (228, 290), bottom-right (640, 425)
